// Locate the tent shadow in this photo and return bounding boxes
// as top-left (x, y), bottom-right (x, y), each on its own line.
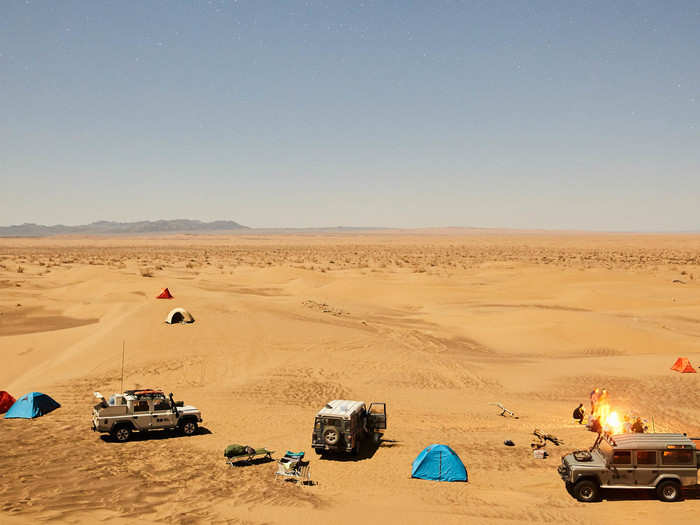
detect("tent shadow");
top-left (100, 426), bottom-right (212, 443)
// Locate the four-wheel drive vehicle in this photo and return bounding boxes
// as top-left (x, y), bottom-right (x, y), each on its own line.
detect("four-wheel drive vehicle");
top-left (312, 400), bottom-right (387, 456)
top-left (558, 433), bottom-right (699, 502)
top-left (92, 389), bottom-right (202, 442)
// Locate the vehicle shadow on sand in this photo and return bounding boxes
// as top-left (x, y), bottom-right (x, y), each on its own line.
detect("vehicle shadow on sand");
top-left (600, 485), bottom-right (700, 502)
top-left (567, 486), bottom-right (700, 503)
top-left (100, 426), bottom-right (212, 443)
top-left (320, 437), bottom-right (402, 462)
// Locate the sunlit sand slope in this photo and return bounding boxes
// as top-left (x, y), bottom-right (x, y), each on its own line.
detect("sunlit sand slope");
top-left (1, 233), bottom-right (698, 524)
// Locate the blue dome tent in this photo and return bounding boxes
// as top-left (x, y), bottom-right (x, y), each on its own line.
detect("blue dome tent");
top-left (411, 444), bottom-right (468, 482)
top-left (4, 392), bottom-right (60, 419)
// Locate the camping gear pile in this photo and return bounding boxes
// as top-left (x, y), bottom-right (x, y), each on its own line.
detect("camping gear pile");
top-left (223, 445), bottom-right (312, 485)
top-left (531, 429), bottom-right (563, 450)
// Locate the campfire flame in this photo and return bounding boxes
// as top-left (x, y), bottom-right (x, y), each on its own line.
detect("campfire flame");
top-left (605, 411), bottom-right (623, 434)
top-left (589, 388), bottom-right (627, 434)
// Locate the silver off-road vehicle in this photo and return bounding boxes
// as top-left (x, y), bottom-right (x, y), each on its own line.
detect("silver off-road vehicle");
top-left (558, 433), bottom-right (699, 502)
top-left (92, 389), bottom-right (202, 442)
top-left (312, 400), bottom-right (387, 456)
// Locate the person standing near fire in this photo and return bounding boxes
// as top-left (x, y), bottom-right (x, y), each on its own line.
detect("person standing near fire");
top-left (631, 417), bottom-right (646, 433)
top-left (573, 403), bottom-right (585, 424)
top-left (590, 388), bottom-right (600, 414)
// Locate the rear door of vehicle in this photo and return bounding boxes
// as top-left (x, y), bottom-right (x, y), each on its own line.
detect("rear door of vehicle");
top-left (634, 450), bottom-right (659, 486)
top-left (367, 402), bottom-right (387, 430)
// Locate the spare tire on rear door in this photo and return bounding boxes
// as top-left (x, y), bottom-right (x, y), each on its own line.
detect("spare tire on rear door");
top-left (323, 426), bottom-right (340, 445)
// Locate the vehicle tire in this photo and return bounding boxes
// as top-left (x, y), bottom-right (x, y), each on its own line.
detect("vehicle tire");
top-left (656, 480), bottom-right (681, 502)
top-left (323, 427), bottom-right (340, 446)
top-left (112, 425), bottom-right (132, 443)
top-left (573, 479), bottom-right (599, 502)
top-left (180, 420), bottom-right (198, 436)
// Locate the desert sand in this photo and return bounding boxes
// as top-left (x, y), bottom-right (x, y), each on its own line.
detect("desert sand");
top-left (1, 231), bottom-right (698, 524)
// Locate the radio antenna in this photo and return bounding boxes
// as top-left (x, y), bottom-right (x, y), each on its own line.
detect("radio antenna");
top-left (120, 340), bottom-right (125, 392)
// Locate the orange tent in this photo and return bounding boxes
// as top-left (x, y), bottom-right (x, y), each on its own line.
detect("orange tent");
top-left (670, 357), bottom-right (696, 373)
top-left (156, 288), bottom-right (173, 299)
top-left (0, 391), bottom-right (16, 413)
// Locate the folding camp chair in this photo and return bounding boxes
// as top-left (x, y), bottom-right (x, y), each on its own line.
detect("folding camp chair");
top-left (274, 451), bottom-right (311, 486)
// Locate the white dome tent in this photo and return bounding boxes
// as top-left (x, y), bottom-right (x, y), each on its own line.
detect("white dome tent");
top-left (165, 307), bottom-right (194, 324)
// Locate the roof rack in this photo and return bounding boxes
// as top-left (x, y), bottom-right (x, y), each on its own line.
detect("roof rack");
top-left (124, 389), bottom-right (165, 398)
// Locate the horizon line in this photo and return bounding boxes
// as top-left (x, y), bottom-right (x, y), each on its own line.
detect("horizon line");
top-left (1, 219), bottom-right (699, 236)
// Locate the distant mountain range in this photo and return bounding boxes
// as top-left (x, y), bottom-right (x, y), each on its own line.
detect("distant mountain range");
top-left (0, 219), bottom-right (249, 237)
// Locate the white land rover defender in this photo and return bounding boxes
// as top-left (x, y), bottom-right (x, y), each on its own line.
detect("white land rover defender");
top-left (559, 433), bottom-right (699, 502)
top-left (92, 389), bottom-right (202, 442)
top-left (312, 399), bottom-right (387, 456)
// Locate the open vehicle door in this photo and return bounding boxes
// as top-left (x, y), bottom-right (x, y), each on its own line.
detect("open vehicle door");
top-left (93, 391), bottom-right (108, 409)
top-left (367, 402), bottom-right (387, 430)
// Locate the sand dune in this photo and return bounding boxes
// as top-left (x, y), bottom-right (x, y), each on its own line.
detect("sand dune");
top-left (1, 232), bottom-right (698, 524)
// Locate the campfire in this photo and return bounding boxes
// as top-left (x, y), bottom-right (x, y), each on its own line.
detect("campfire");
top-left (586, 388), bottom-right (646, 434)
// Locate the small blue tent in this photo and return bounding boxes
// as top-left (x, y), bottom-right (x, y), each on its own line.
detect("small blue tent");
top-left (4, 392), bottom-right (60, 419)
top-left (411, 444), bottom-right (468, 482)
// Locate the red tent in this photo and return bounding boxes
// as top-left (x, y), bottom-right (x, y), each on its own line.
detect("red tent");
top-left (0, 391), bottom-right (16, 413)
top-left (670, 357), bottom-right (696, 373)
top-left (156, 288), bottom-right (173, 299)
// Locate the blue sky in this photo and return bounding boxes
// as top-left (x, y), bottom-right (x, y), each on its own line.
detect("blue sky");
top-left (1, 1), bottom-right (698, 230)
